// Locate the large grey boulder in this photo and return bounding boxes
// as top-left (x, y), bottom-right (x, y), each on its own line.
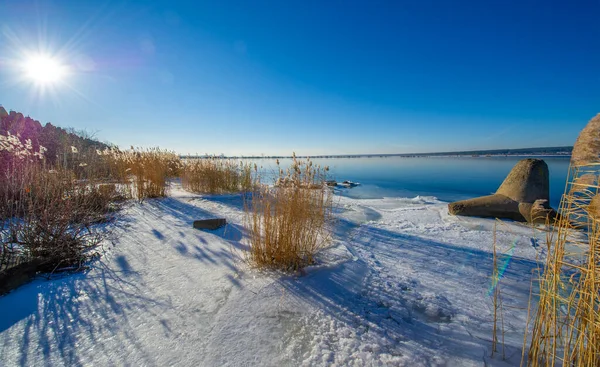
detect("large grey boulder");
top-left (448, 159), bottom-right (556, 223)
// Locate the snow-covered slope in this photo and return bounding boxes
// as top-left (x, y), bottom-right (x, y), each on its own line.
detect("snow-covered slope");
top-left (0, 186), bottom-right (544, 366)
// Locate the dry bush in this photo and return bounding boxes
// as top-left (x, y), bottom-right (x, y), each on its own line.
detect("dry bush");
top-left (526, 116), bottom-right (600, 366)
top-left (0, 163), bottom-right (112, 273)
top-left (7, 174), bottom-right (105, 266)
top-left (0, 131), bottom-right (181, 281)
top-left (244, 154), bottom-right (333, 271)
top-left (181, 158), bottom-right (253, 194)
top-left (0, 131), bottom-right (128, 275)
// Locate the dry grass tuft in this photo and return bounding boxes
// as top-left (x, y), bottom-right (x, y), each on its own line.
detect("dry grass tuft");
top-left (244, 154), bottom-right (333, 271)
top-left (90, 147), bottom-right (181, 201)
top-left (571, 113), bottom-right (600, 166)
top-left (181, 158), bottom-right (253, 194)
top-left (526, 118), bottom-right (600, 366)
top-left (128, 148), bottom-right (180, 200)
top-left (587, 194), bottom-right (600, 221)
top-left (569, 174), bottom-right (597, 195)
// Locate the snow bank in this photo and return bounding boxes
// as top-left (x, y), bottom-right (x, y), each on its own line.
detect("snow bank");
top-left (0, 186), bottom-right (544, 366)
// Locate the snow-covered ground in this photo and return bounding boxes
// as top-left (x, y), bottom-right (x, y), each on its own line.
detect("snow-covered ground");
top-left (0, 185), bottom-right (545, 366)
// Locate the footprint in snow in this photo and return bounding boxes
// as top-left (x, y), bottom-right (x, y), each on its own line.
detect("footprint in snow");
top-left (412, 294), bottom-right (455, 323)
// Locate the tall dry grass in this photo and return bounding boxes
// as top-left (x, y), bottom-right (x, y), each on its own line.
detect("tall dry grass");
top-left (0, 129), bottom-right (184, 288)
top-left (244, 155), bottom-right (333, 271)
top-left (181, 158), bottom-right (253, 194)
top-left (88, 147), bottom-right (182, 201)
top-left (0, 134), bottom-right (119, 273)
top-left (491, 220), bottom-right (506, 360)
top-left (128, 148), bottom-right (181, 200)
top-left (526, 114), bottom-right (600, 366)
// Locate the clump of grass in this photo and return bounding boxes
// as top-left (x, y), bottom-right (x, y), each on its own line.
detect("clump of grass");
top-left (94, 147), bottom-right (181, 201)
top-left (181, 158), bottom-right (253, 194)
top-left (526, 114), bottom-right (600, 366)
top-left (129, 148), bottom-right (179, 200)
top-left (244, 154), bottom-right (333, 271)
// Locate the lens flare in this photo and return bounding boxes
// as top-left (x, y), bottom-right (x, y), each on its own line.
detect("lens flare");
top-left (23, 54), bottom-right (67, 85)
top-left (488, 238), bottom-right (517, 296)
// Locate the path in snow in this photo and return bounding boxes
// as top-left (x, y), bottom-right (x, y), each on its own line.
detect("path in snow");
top-left (276, 196), bottom-right (542, 366)
top-left (0, 187), bottom-right (544, 366)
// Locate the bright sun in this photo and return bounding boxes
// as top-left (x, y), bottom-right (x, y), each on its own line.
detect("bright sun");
top-left (23, 55), bottom-right (67, 84)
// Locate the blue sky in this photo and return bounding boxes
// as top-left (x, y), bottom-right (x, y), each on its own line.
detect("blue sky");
top-left (0, 0), bottom-right (599, 155)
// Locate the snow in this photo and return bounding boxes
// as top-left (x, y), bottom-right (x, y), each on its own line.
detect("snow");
top-left (0, 185), bottom-right (545, 366)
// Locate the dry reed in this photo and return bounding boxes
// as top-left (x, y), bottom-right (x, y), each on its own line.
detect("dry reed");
top-left (526, 114), bottom-right (600, 366)
top-left (0, 132), bottom-right (182, 274)
top-left (181, 158), bottom-right (253, 194)
top-left (492, 220), bottom-right (506, 359)
top-left (91, 147), bottom-right (181, 201)
top-left (129, 148), bottom-right (179, 200)
top-left (0, 128), bottom-right (182, 288)
top-left (244, 154), bottom-right (333, 271)
top-left (0, 138), bottom-right (118, 272)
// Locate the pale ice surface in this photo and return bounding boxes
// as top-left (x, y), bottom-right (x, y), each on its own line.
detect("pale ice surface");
top-left (0, 185), bottom-right (545, 366)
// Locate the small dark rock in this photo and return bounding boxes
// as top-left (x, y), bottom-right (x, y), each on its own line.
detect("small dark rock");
top-left (193, 218), bottom-right (227, 230)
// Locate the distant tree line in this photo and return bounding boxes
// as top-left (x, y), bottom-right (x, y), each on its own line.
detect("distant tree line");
top-left (0, 106), bottom-right (109, 168)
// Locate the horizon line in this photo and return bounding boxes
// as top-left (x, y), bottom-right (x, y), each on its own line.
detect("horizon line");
top-left (180, 145), bottom-right (573, 159)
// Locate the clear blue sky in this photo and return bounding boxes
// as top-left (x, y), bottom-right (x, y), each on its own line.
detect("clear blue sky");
top-left (1, 0), bottom-right (598, 155)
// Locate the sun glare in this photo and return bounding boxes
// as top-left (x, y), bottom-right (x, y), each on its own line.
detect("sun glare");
top-left (23, 55), bottom-right (67, 84)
